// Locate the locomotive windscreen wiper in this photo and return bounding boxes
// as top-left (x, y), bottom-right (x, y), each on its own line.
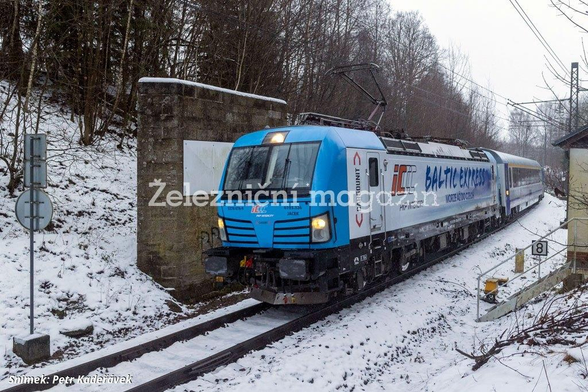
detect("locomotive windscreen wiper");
top-left (282, 158), bottom-right (292, 190)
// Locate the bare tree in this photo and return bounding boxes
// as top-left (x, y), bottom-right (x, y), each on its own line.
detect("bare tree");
top-left (0, 0), bottom-right (505, 167)
top-left (508, 110), bottom-right (539, 156)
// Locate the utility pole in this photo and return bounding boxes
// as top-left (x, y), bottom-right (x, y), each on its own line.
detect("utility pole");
top-left (569, 62), bottom-right (579, 133)
top-left (544, 125), bottom-right (547, 167)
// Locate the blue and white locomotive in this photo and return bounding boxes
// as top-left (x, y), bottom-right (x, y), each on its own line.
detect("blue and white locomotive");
top-left (204, 124), bottom-right (543, 304)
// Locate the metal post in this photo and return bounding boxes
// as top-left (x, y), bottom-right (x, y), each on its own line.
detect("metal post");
top-left (515, 248), bottom-right (524, 273)
top-left (569, 62), bottom-right (579, 133)
top-left (29, 137), bottom-right (35, 335)
top-left (543, 128), bottom-right (547, 167)
top-left (574, 219), bottom-right (578, 273)
top-left (476, 276), bottom-right (480, 321)
top-left (538, 257), bottom-right (541, 279)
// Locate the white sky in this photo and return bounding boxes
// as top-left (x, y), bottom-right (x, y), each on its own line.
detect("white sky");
top-left (390, 0), bottom-right (587, 133)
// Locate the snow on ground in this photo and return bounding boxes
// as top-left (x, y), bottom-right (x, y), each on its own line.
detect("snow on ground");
top-left (0, 298), bottom-right (262, 391)
top-left (430, 284), bottom-right (588, 392)
top-left (0, 81), bottom-right (192, 380)
top-left (172, 194), bottom-right (582, 392)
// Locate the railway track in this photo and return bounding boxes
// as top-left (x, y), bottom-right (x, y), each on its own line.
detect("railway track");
top-left (1, 301), bottom-right (269, 392)
top-left (2, 208), bottom-right (534, 392)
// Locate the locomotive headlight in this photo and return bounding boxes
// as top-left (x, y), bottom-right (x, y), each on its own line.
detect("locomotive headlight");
top-left (270, 133), bottom-right (285, 143)
top-left (311, 217), bottom-right (327, 229)
top-left (311, 213), bottom-right (331, 243)
top-left (263, 131), bottom-right (289, 144)
top-left (218, 217), bottom-right (227, 241)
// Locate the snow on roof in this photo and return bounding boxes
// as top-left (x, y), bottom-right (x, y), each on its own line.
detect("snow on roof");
top-left (138, 77), bottom-right (287, 105)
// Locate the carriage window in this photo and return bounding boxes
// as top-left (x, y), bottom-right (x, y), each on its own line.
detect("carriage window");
top-left (369, 158), bottom-right (379, 187)
top-left (510, 167), bottom-right (541, 187)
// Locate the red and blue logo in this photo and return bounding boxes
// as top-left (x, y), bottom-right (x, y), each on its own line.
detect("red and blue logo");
top-left (391, 164), bottom-right (417, 196)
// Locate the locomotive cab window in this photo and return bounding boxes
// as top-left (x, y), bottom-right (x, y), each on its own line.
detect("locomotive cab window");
top-left (369, 158), bottom-right (379, 187)
top-left (223, 142), bottom-right (320, 195)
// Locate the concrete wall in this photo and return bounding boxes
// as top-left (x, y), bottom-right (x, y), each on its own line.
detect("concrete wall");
top-left (567, 147), bottom-right (588, 270)
top-left (137, 78), bottom-right (288, 300)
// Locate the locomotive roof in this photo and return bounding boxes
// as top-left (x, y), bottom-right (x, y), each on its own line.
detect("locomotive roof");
top-left (233, 125), bottom-right (387, 150)
top-left (233, 126), bottom-right (538, 166)
top-left (379, 136), bottom-right (488, 160)
top-left (235, 125), bottom-right (481, 157)
top-left (480, 148), bottom-right (542, 168)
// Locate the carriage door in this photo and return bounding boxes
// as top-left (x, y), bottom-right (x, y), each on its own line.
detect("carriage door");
top-left (367, 153), bottom-right (383, 232)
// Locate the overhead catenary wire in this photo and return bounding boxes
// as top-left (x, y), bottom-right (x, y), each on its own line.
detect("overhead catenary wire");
top-left (404, 81), bottom-right (511, 124)
top-left (510, 103), bottom-right (565, 128)
top-left (184, 0), bottom-right (519, 126)
top-left (375, 21), bottom-right (511, 106)
top-left (544, 58), bottom-right (588, 92)
top-left (371, 32), bottom-right (560, 133)
top-left (436, 62), bottom-right (510, 105)
top-left (540, 71), bottom-right (588, 125)
top-left (377, 2), bottom-right (574, 133)
top-left (516, 98), bottom-right (570, 105)
top-left (180, 0), bottom-right (513, 126)
top-left (409, 91), bottom-right (509, 133)
top-left (508, 99), bottom-right (566, 128)
top-left (508, 0), bottom-right (569, 76)
top-left (405, 88), bottom-right (510, 133)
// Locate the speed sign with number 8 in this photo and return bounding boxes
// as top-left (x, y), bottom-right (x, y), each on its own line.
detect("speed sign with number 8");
top-left (532, 240), bottom-right (548, 256)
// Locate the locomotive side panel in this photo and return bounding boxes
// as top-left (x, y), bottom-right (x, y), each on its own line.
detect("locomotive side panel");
top-left (383, 155), bottom-right (497, 232)
top-left (346, 149), bottom-right (500, 242)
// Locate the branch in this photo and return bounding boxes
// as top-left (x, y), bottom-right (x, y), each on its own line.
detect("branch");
top-left (550, 0), bottom-right (588, 34)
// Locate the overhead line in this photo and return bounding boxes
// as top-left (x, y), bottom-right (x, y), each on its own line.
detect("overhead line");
top-left (402, 81), bottom-right (510, 123)
top-left (517, 105), bottom-right (566, 127)
top-left (508, 0), bottom-right (569, 75)
top-left (516, 98), bottom-right (569, 105)
top-left (508, 100), bottom-right (566, 128)
top-left (410, 90), bottom-right (509, 132)
top-left (539, 71), bottom-right (588, 124)
top-left (180, 0), bottom-right (558, 132)
top-left (435, 63), bottom-right (510, 104)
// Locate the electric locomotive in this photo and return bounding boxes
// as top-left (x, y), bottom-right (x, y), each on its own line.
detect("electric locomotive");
top-left (204, 124), bottom-right (543, 305)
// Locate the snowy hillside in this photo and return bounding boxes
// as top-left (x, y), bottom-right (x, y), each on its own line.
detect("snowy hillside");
top-left (0, 82), bottom-right (189, 379)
